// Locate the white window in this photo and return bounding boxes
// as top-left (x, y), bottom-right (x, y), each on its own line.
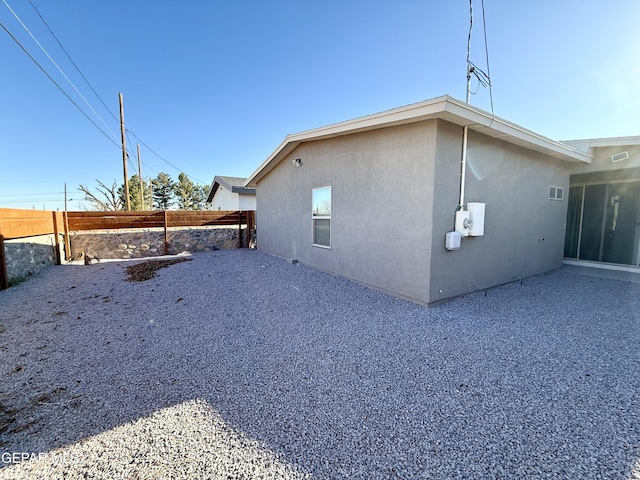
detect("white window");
top-left (312, 186), bottom-right (331, 247)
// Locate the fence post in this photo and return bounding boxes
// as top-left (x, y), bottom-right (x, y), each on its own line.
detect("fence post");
top-left (248, 211), bottom-right (255, 248)
top-left (163, 211), bottom-right (169, 255)
top-left (52, 212), bottom-right (61, 265)
top-left (0, 233), bottom-right (8, 290)
top-left (63, 211), bottom-right (71, 261)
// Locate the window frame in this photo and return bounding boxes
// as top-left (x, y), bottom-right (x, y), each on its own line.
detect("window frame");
top-left (312, 186), bottom-right (332, 248)
top-left (549, 186), bottom-right (564, 201)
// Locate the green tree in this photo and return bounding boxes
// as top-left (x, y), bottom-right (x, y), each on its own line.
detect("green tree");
top-left (152, 172), bottom-right (175, 210)
top-left (193, 184), bottom-right (208, 210)
top-left (118, 174), bottom-right (153, 211)
top-left (174, 173), bottom-right (207, 210)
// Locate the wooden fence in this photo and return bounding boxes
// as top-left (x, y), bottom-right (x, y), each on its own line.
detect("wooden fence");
top-left (0, 208), bottom-right (255, 290)
top-left (0, 209), bottom-right (66, 290)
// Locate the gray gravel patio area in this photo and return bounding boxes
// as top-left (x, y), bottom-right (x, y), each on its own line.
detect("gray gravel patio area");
top-left (0, 249), bottom-right (638, 479)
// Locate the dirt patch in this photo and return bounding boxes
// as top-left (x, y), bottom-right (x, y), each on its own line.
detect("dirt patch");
top-left (125, 258), bottom-right (192, 282)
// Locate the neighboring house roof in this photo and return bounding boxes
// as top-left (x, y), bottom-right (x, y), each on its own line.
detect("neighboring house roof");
top-left (206, 176), bottom-right (256, 203)
top-left (561, 136), bottom-right (640, 152)
top-left (246, 95), bottom-right (593, 187)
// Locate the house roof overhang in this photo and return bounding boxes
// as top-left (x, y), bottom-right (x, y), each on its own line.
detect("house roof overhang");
top-left (561, 136), bottom-right (640, 152)
top-left (245, 95), bottom-right (593, 187)
top-left (206, 176), bottom-right (255, 203)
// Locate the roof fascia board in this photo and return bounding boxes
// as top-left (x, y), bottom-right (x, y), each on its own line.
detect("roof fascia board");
top-left (442, 98), bottom-right (592, 163)
top-left (562, 136), bottom-right (640, 148)
top-left (246, 140), bottom-right (301, 187)
top-left (206, 181), bottom-right (219, 203)
top-left (246, 97), bottom-right (451, 186)
top-left (246, 95), bottom-right (592, 186)
top-left (231, 186), bottom-right (256, 195)
top-left (287, 95), bottom-right (450, 142)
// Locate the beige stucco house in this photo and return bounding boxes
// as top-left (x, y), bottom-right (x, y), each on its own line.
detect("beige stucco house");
top-left (206, 176), bottom-right (256, 211)
top-left (246, 95), bottom-right (639, 304)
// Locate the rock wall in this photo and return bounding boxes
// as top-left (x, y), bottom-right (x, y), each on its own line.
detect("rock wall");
top-left (4, 234), bottom-right (63, 284)
top-left (69, 226), bottom-right (245, 260)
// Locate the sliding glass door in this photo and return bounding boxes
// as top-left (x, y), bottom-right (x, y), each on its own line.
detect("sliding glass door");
top-left (564, 181), bottom-right (640, 266)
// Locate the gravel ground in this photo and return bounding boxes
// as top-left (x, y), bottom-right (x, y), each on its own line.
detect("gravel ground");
top-left (0, 249), bottom-right (638, 479)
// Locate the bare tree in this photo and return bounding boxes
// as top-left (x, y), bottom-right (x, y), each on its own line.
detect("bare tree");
top-left (78, 180), bottom-right (122, 211)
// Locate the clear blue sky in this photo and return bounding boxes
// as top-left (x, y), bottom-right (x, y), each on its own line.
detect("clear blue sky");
top-left (1, 0), bottom-right (638, 211)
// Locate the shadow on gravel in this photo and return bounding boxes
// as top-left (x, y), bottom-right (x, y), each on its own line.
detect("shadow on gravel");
top-left (0, 250), bottom-right (639, 479)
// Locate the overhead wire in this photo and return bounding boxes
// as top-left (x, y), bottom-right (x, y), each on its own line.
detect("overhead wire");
top-left (0, 191), bottom-right (63, 197)
top-left (466, 0), bottom-right (494, 123)
top-left (126, 130), bottom-right (206, 184)
top-left (3, 0), bottom-right (204, 188)
top-left (480, 0), bottom-right (495, 119)
top-left (2, 0), bottom-right (119, 142)
top-left (27, 0), bottom-right (120, 123)
top-left (0, 20), bottom-right (121, 149)
top-left (23, 0), bottom-right (159, 184)
top-left (124, 130), bottom-right (159, 180)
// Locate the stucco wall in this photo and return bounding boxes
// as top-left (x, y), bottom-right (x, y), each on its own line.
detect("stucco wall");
top-left (213, 187), bottom-right (256, 211)
top-left (212, 187), bottom-right (240, 211)
top-left (428, 121), bottom-right (573, 303)
top-left (257, 120), bottom-right (438, 303)
top-left (256, 118), bottom-right (575, 305)
top-left (567, 144), bottom-right (640, 184)
top-left (568, 143), bottom-right (640, 175)
top-left (238, 194), bottom-right (256, 211)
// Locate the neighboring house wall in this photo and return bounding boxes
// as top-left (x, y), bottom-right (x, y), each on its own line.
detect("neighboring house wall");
top-left (211, 186), bottom-right (257, 211)
top-left (238, 194), bottom-right (257, 211)
top-left (212, 186), bottom-right (240, 211)
top-left (428, 122), bottom-right (573, 303)
top-left (257, 120), bottom-right (438, 303)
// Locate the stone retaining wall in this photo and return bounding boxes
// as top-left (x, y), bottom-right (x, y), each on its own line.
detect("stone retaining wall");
top-left (69, 226), bottom-right (245, 260)
top-left (4, 234), bottom-right (64, 284)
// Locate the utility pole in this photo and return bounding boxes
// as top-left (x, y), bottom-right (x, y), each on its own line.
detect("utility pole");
top-left (119, 92), bottom-right (131, 211)
top-left (137, 143), bottom-right (144, 211)
top-left (63, 182), bottom-right (70, 261)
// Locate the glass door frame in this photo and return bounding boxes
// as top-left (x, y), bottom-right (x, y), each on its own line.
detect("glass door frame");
top-left (565, 179), bottom-right (640, 267)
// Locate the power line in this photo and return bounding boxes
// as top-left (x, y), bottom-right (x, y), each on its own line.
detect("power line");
top-left (0, 198), bottom-right (64, 203)
top-left (2, 0), bottom-right (119, 142)
top-left (4, 0), bottom-right (206, 188)
top-left (27, 0), bottom-right (120, 123)
top-left (123, 130), bottom-right (163, 178)
top-left (0, 192), bottom-right (63, 197)
top-left (466, 0), bottom-right (494, 120)
top-left (4, 1), bottom-right (207, 188)
top-left (480, 0), bottom-right (494, 118)
top-left (126, 130), bottom-right (207, 184)
top-left (0, 21), bottom-right (121, 149)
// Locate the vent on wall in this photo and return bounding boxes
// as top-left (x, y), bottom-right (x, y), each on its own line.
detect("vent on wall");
top-left (612, 151), bottom-right (629, 163)
top-left (549, 186), bottom-right (564, 200)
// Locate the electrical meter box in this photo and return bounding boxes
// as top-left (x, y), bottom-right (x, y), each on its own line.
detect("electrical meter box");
top-left (445, 231), bottom-right (462, 250)
top-left (455, 210), bottom-right (471, 236)
top-left (467, 202), bottom-right (485, 236)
